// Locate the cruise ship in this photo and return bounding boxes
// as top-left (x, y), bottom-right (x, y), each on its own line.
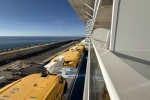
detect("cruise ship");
top-left (0, 0), bottom-right (150, 100)
top-left (68, 0), bottom-right (150, 100)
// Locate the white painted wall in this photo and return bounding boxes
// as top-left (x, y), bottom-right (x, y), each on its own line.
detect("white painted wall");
top-left (111, 0), bottom-right (150, 61)
top-left (110, 0), bottom-right (150, 79)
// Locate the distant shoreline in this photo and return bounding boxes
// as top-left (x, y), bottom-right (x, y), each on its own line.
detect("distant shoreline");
top-left (0, 42), bottom-right (54, 53)
top-left (0, 36), bottom-right (83, 51)
top-left (0, 37), bottom-right (83, 53)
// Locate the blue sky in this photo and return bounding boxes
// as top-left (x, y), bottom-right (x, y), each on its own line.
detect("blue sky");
top-left (0, 0), bottom-right (85, 36)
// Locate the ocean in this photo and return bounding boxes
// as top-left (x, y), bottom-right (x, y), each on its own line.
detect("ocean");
top-left (0, 36), bottom-right (80, 51)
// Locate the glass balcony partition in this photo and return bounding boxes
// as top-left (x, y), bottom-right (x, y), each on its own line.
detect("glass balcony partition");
top-left (83, 39), bottom-right (107, 100)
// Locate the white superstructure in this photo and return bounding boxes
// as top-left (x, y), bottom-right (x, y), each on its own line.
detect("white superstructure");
top-left (68, 0), bottom-right (150, 100)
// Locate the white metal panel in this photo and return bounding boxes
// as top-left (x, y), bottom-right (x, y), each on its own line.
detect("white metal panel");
top-left (113, 0), bottom-right (150, 61)
top-left (110, 0), bottom-right (150, 81)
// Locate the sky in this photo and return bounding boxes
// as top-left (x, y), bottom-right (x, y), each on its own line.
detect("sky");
top-left (0, 0), bottom-right (86, 36)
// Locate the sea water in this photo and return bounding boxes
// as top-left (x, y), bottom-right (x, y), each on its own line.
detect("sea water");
top-left (0, 36), bottom-right (80, 50)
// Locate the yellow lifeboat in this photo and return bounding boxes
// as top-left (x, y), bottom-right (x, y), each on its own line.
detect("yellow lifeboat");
top-left (0, 73), bottom-right (67, 100)
top-left (69, 44), bottom-right (84, 53)
top-left (51, 51), bottom-right (81, 68)
top-left (76, 43), bottom-right (85, 52)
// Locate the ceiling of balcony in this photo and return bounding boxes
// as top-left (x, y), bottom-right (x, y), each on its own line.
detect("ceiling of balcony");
top-left (68, 0), bottom-right (113, 29)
